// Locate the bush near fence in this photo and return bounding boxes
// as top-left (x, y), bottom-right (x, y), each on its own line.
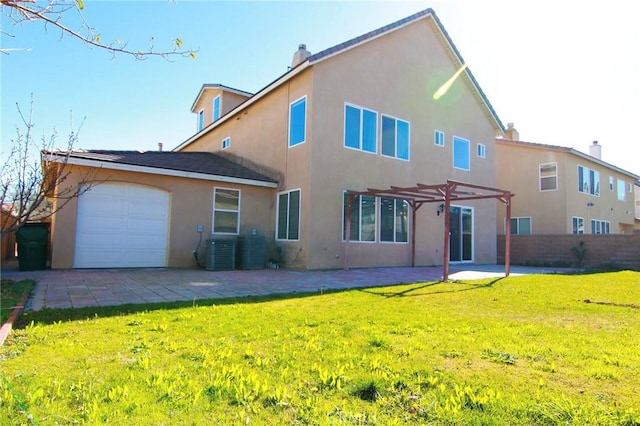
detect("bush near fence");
top-left (497, 230), bottom-right (640, 270)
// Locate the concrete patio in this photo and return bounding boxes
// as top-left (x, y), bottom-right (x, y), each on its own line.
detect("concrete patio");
top-left (1, 264), bottom-right (573, 311)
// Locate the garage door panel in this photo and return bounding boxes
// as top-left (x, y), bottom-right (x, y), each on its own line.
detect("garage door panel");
top-left (75, 183), bottom-right (169, 268)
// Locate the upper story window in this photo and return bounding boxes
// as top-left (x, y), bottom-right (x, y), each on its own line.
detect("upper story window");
top-left (344, 104), bottom-right (377, 153)
top-left (477, 143), bottom-right (486, 159)
top-left (629, 183), bottom-right (634, 193)
top-left (213, 96), bottom-right (221, 122)
top-left (277, 189), bottom-right (300, 240)
top-left (380, 198), bottom-right (409, 243)
top-left (434, 130), bottom-right (445, 147)
top-left (343, 193), bottom-right (376, 242)
top-left (510, 217), bottom-right (531, 235)
top-left (578, 165), bottom-right (599, 196)
top-left (617, 179), bottom-right (626, 201)
top-left (213, 188), bottom-right (240, 234)
top-left (540, 162), bottom-right (557, 191)
top-left (221, 137), bottom-right (231, 150)
top-left (572, 217), bottom-right (584, 234)
top-left (197, 110), bottom-right (204, 131)
top-left (381, 115), bottom-right (409, 160)
top-left (288, 96), bottom-right (306, 147)
top-left (609, 176), bottom-right (614, 191)
top-left (453, 136), bottom-right (470, 170)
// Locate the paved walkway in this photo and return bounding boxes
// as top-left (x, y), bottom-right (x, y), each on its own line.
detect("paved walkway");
top-left (1, 264), bottom-right (573, 311)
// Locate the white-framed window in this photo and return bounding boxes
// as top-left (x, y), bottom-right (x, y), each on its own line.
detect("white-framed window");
top-left (381, 114), bottom-right (410, 161)
top-left (434, 130), bottom-right (445, 147)
top-left (453, 136), bottom-right (470, 170)
top-left (629, 183), bottom-right (634, 193)
top-left (578, 165), bottom-right (600, 196)
top-left (609, 176), bottom-right (614, 191)
top-left (221, 137), bottom-right (231, 150)
top-left (344, 103), bottom-right (377, 153)
top-left (197, 109), bottom-right (204, 131)
top-left (617, 179), bottom-right (626, 201)
top-left (277, 189), bottom-right (300, 240)
top-left (510, 217), bottom-right (531, 235)
top-left (212, 187), bottom-right (240, 234)
top-left (343, 192), bottom-right (376, 242)
top-left (213, 95), bottom-right (221, 122)
top-left (380, 198), bottom-right (409, 243)
top-left (540, 162), bottom-right (558, 191)
top-left (288, 96), bottom-right (306, 147)
top-left (476, 143), bottom-right (486, 158)
top-left (591, 219), bottom-right (610, 234)
top-left (572, 217), bottom-right (584, 234)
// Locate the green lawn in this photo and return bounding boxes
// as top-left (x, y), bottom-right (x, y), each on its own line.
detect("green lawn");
top-left (0, 279), bottom-right (35, 325)
top-left (1, 272), bottom-right (639, 425)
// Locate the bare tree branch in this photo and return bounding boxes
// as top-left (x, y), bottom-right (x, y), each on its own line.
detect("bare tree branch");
top-left (0, 0), bottom-right (198, 60)
top-left (1, 95), bottom-right (105, 240)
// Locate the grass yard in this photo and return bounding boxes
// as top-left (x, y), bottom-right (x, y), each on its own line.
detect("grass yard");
top-left (0, 279), bottom-right (35, 325)
top-left (1, 271), bottom-right (639, 425)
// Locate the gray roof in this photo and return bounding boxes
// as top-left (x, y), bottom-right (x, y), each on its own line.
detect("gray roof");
top-left (60, 150), bottom-right (277, 184)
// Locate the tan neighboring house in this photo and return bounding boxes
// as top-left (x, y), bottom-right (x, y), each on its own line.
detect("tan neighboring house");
top-left (496, 126), bottom-right (639, 236)
top-left (48, 8), bottom-right (507, 270)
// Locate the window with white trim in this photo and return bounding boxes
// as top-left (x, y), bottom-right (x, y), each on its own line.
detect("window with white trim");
top-left (540, 162), bottom-right (557, 191)
top-left (197, 110), bottom-right (204, 131)
top-left (629, 183), bottom-right (634, 193)
top-left (380, 198), bottom-right (408, 243)
top-left (572, 217), bottom-right (584, 234)
top-left (288, 96), bottom-right (306, 147)
top-left (277, 189), bottom-right (300, 240)
top-left (221, 137), bottom-right (230, 150)
top-left (434, 130), bottom-right (445, 147)
top-left (510, 217), bottom-right (531, 235)
top-left (343, 193), bottom-right (376, 242)
top-left (213, 188), bottom-right (240, 234)
top-left (578, 165), bottom-right (600, 196)
top-left (381, 115), bottom-right (409, 160)
top-left (476, 143), bottom-right (486, 158)
top-left (213, 95), bottom-right (221, 122)
top-left (590, 219), bottom-right (610, 234)
top-left (344, 104), bottom-right (377, 153)
top-left (609, 176), bottom-right (614, 191)
top-left (617, 179), bottom-right (626, 201)
top-left (453, 136), bottom-right (470, 170)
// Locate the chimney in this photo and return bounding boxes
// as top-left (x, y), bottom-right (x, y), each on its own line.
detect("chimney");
top-left (589, 141), bottom-right (601, 159)
top-left (158, 142), bottom-right (163, 152)
top-left (291, 44), bottom-right (311, 68)
top-left (504, 122), bottom-right (519, 141)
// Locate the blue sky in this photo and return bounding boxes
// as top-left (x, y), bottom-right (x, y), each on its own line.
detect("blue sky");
top-left (1, 0), bottom-right (639, 175)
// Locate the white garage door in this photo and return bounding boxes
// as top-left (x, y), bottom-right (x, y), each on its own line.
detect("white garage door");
top-left (74, 183), bottom-right (170, 268)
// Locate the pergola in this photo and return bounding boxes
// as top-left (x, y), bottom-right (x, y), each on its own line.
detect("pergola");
top-left (344, 179), bottom-right (514, 281)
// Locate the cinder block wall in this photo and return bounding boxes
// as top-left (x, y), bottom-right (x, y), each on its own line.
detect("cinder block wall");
top-left (497, 231), bottom-right (640, 270)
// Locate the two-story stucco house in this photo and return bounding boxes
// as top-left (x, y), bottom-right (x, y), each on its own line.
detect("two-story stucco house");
top-left (496, 125), bottom-right (639, 236)
top-left (47, 8), bottom-right (508, 270)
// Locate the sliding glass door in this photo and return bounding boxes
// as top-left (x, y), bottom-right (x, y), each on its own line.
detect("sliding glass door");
top-left (450, 206), bottom-right (473, 262)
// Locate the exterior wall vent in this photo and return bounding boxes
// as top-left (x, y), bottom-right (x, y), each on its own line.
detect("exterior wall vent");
top-left (205, 239), bottom-right (236, 271)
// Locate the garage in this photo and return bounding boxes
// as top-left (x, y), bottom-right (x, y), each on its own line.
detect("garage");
top-left (74, 182), bottom-right (170, 268)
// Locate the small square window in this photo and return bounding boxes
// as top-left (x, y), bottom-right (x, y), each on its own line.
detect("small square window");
top-left (221, 137), bottom-right (230, 150)
top-left (434, 130), bottom-right (445, 147)
top-left (477, 143), bottom-right (486, 158)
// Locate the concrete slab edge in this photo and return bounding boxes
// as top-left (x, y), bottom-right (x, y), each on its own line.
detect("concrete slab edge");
top-left (0, 291), bottom-right (29, 347)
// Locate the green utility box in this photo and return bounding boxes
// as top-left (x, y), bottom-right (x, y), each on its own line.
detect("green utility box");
top-left (16, 223), bottom-right (49, 271)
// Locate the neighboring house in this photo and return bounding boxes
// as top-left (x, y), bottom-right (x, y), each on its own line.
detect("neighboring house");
top-left (496, 125), bottom-right (639, 236)
top-left (48, 8), bottom-right (507, 270)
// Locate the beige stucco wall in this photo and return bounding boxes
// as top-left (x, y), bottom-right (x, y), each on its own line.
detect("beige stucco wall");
top-left (50, 165), bottom-right (275, 269)
top-left (496, 140), bottom-right (637, 234)
top-left (192, 87), bottom-right (251, 130)
top-left (306, 16), bottom-right (499, 268)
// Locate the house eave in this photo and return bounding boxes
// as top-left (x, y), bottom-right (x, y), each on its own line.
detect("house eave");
top-left (46, 154), bottom-right (278, 189)
top-left (176, 62), bottom-right (312, 152)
